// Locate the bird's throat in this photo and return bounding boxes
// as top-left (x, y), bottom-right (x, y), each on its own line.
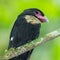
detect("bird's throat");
top-left (24, 15), bottom-right (41, 24)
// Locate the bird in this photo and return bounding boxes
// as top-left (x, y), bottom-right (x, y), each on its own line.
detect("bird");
top-left (8, 8), bottom-right (48, 60)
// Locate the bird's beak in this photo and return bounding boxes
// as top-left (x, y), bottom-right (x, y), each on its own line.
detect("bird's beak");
top-left (38, 16), bottom-right (48, 23)
top-left (35, 13), bottom-right (48, 23)
top-left (42, 16), bottom-right (48, 22)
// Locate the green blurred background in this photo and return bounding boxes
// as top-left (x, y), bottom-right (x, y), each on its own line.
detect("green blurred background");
top-left (0, 0), bottom-right (60, 60)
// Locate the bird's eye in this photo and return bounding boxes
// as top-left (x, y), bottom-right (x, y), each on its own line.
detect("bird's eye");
top-left (35, 11), bottom-right (39, 14)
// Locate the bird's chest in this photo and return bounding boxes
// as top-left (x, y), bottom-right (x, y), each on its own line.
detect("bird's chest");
top-left (20, 23), bottom-right (40, 41)
top-left (13, 18), bottom-right (41, 47)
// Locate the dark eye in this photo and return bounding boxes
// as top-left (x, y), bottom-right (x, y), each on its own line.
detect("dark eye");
top-left (35, 11), bottom-right (39, 14)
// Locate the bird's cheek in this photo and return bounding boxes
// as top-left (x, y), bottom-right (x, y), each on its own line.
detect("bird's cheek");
top-left (24, 15), bottom-right (41, 24)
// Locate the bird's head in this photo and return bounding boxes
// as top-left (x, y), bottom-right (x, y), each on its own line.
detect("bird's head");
top-left (21, 8), bottom-right (48, 24)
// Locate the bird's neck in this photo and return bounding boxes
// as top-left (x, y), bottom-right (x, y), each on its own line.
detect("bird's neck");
top-left (24, 15), bottom-right (41, 24)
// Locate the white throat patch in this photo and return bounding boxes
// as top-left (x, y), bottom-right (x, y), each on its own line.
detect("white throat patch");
top-left (24, 15), bottom-right (41, 24)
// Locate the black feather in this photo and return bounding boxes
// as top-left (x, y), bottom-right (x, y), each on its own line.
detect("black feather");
top-left (8, 8), bottom-right (42, 60)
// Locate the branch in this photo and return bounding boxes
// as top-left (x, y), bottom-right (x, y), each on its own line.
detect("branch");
top-left (0, 29), bottom-right (60, 60)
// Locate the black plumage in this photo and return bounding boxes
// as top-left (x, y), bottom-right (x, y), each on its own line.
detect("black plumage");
top-left (8, 8), bottom-right (47, 60)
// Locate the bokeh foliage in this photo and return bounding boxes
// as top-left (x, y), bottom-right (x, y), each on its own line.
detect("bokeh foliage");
top-left (0, 0), bottom-right (60, 60)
